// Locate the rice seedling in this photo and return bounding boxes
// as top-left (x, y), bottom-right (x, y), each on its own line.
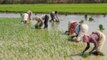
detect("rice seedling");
top-left (0, 18), bottom-right (103, 60)
top-left (0, 4), bottom-right (107, 14)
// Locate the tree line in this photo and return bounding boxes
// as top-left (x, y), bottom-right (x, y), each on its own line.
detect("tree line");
top-left (0, 0), bottom-right (107, 4)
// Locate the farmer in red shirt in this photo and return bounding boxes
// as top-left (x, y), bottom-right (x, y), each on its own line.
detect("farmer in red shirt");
top-left (68, 21), bottom-right (78, 35)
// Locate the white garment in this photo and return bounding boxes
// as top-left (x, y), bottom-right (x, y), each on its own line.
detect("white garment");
top-left (23, 13), bottom-right (28, 21)
top-left (76, 23), bottom-right (89, 41)
top-left (35, 16), bottom-right (44, 28)
top-left (36, 16), bottom-right (44, 22)
top-left (97, 31), bottom-right (106, 51)
top-left (80, 23), bottom-right (89, 34)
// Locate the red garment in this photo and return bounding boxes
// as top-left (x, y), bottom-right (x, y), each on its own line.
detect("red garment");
top-left (69, 22), bottom-right (77, 34)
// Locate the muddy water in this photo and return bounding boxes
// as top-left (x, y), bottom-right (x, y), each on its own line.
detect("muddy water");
top-left (0, 13), bottom-right (107, 59)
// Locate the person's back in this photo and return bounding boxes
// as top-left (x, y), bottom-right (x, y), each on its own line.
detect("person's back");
top-left (76, 20), bottom-right (89, 41)
top-left (68, 21), bottom-right (77, 35)
top-left (80, 23), bottom-right (89, 34)
top-left (23, 13), bottom-right (28, 24)
top-left (24, 13), bottom-right (28, 20)
top-left (35, 17), bottom-right (43, 29)
top-left (96, 30), bottom-right (106, 51)
top-left (50, 11), bottom-right (58, 22)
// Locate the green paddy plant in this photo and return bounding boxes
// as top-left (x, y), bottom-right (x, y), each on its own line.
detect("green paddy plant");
top-left (0, 4), bottom-right (107, 14)
top-left (0, 18), bottom-right (91, 60)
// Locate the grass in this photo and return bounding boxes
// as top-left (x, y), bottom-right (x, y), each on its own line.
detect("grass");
top-left (0, 4), bottom-right (107, 14)
top-left (0, 18), bottom-right (85, 60)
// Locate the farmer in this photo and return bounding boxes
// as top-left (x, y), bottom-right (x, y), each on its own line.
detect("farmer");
top-left (42, 14), bottom-right (49, 29)
top-left (50, 11), bottom-right (59, 22)
top-left (81, 24), bottom-right (106, 56)
top-left (27, 10), bottom-right (32, 24)
top-left (35, 17), bottom-right (43, 29)
top-left (23, 13), bottom-right (29, 24)
top-left (35, 14), bottom-right (49, 29)
top-left (65, 20), bottom-right (89, 41)
top-left (23, 10), bottom-right (32, 24)
top-left (75, 20), bottom-right (89, 42)
top-left (67, 21), bottom-right (78, 35)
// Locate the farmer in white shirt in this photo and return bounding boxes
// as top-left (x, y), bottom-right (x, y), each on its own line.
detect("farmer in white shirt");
top-left (76, 20), bottom-right (89, 42)
top-left (23, 10), bottom-right (32, 24)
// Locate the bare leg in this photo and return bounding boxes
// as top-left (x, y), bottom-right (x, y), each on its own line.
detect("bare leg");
top-left (81, 43), bottom-right (90, 55)
top-left (89, 42), bottom-right (98, 55)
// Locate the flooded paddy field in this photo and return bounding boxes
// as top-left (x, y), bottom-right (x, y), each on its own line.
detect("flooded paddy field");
top-left (0, 13), bottom-right (107, 60)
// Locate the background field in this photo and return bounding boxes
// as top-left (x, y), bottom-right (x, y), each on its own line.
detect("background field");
top-left (0, 18), bottom-right (86, 60)
top-left (0, 4), bottom-right (107, 14)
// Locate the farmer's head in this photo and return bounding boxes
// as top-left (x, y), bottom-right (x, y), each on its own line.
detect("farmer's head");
top-left (99, 24), bottom-right (104, 32)
top-left (68, 21), bottom-right (77, 26)
top-left (27, 10), bottom-right (32, 14)
top-left (54, 11), bottom-right (58, 14)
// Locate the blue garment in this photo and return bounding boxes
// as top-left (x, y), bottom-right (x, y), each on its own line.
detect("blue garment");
top-left (75, 25), bottom-right (80, 35)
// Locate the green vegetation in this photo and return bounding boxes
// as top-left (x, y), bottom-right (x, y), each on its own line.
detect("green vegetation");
top-left (0, 4), bottom-right (107, 14)
top-left (0, 18), bottom-right (85, 60)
